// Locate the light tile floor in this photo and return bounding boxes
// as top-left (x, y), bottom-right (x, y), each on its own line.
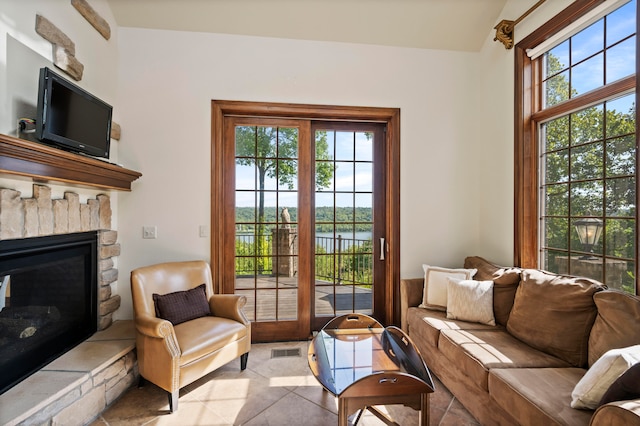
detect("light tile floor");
top-left (91, 340), bottom-right (479, 426)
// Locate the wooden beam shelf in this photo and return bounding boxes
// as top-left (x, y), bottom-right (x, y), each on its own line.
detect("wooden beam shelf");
top-left (0, 133), bottom-right (141, 191)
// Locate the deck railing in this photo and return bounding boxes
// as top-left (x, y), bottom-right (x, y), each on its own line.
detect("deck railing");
top-left (235, 233), bottom-right (372, 286)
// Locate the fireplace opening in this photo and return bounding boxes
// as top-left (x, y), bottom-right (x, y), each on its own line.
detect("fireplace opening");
top-left (0, 231), bottom-right (98, 395)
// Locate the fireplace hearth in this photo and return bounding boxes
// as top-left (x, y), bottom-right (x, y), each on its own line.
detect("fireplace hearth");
top-left (0, 231), bottom-right (98, 395)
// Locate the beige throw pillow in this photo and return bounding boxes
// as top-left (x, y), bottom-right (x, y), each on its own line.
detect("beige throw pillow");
top-left (446, 278), bottom-right (496, 326)
top-left (571, 345), bottom-right (640, 410)
top-left (419, 265), bottom-right (477, 311)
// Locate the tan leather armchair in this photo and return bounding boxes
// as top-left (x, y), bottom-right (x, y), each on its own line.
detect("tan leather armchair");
top-left (131, 260), bottom-right (251, 412)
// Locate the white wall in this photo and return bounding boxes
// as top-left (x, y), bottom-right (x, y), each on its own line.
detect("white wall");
top-left (115, 29), bottom-right (484, 319)
top-left (472, 0), bottom-right (575, 266)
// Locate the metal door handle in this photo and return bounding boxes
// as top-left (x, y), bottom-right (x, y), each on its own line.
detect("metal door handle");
top-left (380, 237), bottom-right (385, 261)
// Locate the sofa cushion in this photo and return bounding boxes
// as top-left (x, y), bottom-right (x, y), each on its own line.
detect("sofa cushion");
top-left (406, 307), bottom-right (497, 348)
top-left (571, 345), bottom-right (640, 410)
top-left (446, 278), bottom-right (495, 326)
top-left (589, 290), bottom-right (640, 367)
top-left (489, 368), bottom-right (593, 425)
top-left (153, 283), bottom-right (211, 326)
top-left (506, 269), bottom-right (604, 367)
top-left (599, 362), bottom-right (640, 406)
top-left (175, 315), bottom-right (248, 365)
top-left (464, 256), bottom-right (521, 326)
top-left (438, 329), bottom-right (572, 391)
top-left (419, 265), bottom-right (476, 311)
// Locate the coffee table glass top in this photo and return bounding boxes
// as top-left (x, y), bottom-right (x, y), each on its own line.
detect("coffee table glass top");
top-left (309, 314), bottom-right (434, 396)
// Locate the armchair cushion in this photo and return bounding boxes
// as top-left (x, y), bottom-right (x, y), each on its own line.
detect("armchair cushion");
top-left (153, 283), bottom-right (211, 325)
top-left (176, 316), bottom-right (249, 365)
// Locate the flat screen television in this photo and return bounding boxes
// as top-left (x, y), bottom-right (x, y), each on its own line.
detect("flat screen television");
top-left (36, 67), bottom-right (112, 159)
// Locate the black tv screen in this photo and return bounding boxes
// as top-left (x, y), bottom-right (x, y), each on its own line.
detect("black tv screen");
top-left (36, 67), bottom-right (112, 159)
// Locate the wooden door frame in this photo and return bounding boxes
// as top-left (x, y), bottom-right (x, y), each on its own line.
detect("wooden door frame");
top-left (211, 100), bottom-right (401, 326)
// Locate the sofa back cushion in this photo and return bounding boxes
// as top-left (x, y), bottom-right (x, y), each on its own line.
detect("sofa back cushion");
top-left (589, 290), bottom-right (640, 367)
top-left (464, 256), bottom-right (521, 326)
top-left (506, 269), bottom-right (604, 367)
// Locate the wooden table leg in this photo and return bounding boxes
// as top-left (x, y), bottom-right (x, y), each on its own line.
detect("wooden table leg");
top-left (338, 397), bottom-right (348, 426)
top-left (419, 392), bottom-right (429, 426)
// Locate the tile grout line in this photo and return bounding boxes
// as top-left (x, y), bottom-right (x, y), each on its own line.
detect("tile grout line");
top-left (438, 397), bottom-right (457, 426)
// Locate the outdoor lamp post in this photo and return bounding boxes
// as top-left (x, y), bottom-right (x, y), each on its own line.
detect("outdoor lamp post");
top-left (574, 217), bottom-right (603, 259)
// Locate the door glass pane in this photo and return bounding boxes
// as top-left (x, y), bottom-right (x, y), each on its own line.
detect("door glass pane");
top-left (315, 130), bottom-right (373, 318)
top-left (234, 125), bottom-right (299, 322)
top-left (355, 163), bottom-right (373, 192)
top-left (335, 162), bottom-right (354, 192)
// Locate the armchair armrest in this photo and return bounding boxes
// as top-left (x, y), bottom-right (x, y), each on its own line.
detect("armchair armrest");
top-left (400, 278), bottom-right (424, 332)
top-left (134, 313), bottom-right (181, 362)
top-left (590, 399), bottom-right (640, 425)
top-left (210, 294), bottom-right (250, 325)
top-left (135, 314), bottom-right (175, 338)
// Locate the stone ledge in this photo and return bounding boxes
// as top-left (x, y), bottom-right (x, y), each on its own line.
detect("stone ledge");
top-left (0, 321), bottom-right (137, 426)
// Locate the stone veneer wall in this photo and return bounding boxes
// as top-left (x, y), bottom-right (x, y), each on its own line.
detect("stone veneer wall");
top-left (0, 184), bottom-right (121, 330)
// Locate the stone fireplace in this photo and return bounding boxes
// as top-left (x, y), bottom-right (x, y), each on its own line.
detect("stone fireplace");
top-left (0, 184), bottom-right (122, 332)
top-left (0, 185), bottom-right (126, 394)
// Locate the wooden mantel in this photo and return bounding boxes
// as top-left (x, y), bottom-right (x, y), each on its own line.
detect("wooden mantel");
top-left (0, 133), bottom-right (141, 191)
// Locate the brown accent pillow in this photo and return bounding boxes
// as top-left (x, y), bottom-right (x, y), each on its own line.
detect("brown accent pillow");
top-left (464, 256), bottom-right (521, 326)
top-left (506, 269), bottom-right (604, 367)
top-left (599, 362), bottom-right (640, 406)
top-left (589, 290), bottom-right (640, 367)
top-left (153, 283), bottom-right (211, 326)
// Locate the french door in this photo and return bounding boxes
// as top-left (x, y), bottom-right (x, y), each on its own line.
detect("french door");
top-left (212, 101), bottom-right (400, 342)
top-left (310, 122), bottom-right (387, 331)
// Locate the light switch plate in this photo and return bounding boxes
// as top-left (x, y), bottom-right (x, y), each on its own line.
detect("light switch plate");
top-left (143, 226), bottom-right (157, 239)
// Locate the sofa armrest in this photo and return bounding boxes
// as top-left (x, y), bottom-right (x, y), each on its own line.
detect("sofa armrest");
top-left (209, 294), bottom-right (250, 326)
top-left (400, 278), bottom-right (423, 332)
top-left (590, 399), bottom-right (640, 426)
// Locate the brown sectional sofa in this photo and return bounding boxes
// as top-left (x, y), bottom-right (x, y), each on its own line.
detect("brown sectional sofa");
top-left (400, 256), bottom-right (640, 425)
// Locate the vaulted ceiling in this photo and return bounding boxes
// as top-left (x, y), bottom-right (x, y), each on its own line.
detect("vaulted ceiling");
top-left (107, 0), bottom-right (508, 52)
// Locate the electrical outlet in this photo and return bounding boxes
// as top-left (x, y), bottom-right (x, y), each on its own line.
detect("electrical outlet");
top-left (199, 225), bottom-right (209, 238)
top-left (142, 226), bottom-right (157, 239)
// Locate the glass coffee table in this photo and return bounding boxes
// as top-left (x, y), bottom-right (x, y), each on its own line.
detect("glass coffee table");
top-left (308, 314), bottom-right (435, 426)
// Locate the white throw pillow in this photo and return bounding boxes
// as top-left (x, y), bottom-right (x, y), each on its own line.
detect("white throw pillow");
top-left (571, 345), bottom-right (640, 410)
top-left (446, 278), bottom-right (496, 326)
top-left (419, 265), bottom-right (477, 311)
